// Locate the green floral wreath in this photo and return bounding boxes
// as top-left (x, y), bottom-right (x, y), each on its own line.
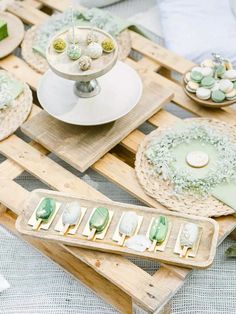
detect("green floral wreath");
top-left (145, 123), bottom-right (236, 198)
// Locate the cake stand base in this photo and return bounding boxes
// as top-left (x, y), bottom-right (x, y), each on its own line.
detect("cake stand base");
top-left (37, 61), bottom-right (143, 126)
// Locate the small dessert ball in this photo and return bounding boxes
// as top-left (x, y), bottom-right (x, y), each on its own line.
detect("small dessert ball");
top-left (86, 42), bottom-right (103, 59)
top-left (78, 55), bottom-right (92, 71)
top-left (53, 38), bottom-right (66, 53)
top-left (87, 32), bottom-right (98, 44)
top-left (67, 44), bottom-right (81, 60)
top-left (67, 28), bottom-right (80, 43)
top-left (102, 39), bottom-right (115, 53)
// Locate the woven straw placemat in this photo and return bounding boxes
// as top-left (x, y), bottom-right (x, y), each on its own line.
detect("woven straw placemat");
top-left (135, 118), bottom-right (236, 217)
top-left (21, 26), bottom-right (131, 74)
top-left (0, 71), bottom-right (32, 141)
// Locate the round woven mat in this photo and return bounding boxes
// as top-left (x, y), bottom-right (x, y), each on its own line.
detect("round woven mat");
top-left (135, 118), bottom-right (236, 217)
top-left (0, 71), bottom-right (32, 141)
top-left (22, 26), bottom-right (131, 74)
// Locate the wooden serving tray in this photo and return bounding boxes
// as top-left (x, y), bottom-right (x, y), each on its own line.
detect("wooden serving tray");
top-left (16, 189), bottom-right (219, 269)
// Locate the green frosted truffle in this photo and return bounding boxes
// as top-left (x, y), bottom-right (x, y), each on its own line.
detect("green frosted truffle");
top-left (0, 19), bottom-right (8, 41)
top-left (67, 44), bottom-right (81, 60)
top-left (89, 207), bottom-right (109, 233)
top-left (149, 216), bottom-right (168, 243)
top-left (211, 90), bottom-right (226, 103)
top-left (190, 71), bottom-right (203, 83)
top-left (53, 38), bottom-right (66, 52)
top-left (201, 76), bottom-right (215, 89)
top-left (102, 39), bottom-right (115, 53)
top-left (36, 198), bottom-right (56, 222)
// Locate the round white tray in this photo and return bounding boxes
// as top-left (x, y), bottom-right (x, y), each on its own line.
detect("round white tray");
top-left (37, 61), bottom-right (143, 126)
top-left (46, 26), bottom-right (118, 82)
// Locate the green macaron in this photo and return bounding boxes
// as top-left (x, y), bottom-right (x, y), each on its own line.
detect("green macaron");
top-left (201, 76), bottom-right (215, 89)
top-left (233, 81), bottom-right (236, 89)
top-left (211, 90), bottom-right (226, 103)
top-left (215, 65), bottom-right (225, 78)
top-left (190, 71), bottom-right (203, 83)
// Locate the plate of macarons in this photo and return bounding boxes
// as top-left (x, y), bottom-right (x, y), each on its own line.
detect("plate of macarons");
top-left (183, 57), bottom-right (236, 108)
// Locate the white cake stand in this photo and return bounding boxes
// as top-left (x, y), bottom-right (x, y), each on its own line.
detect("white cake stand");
top-left (37, 26), bottom-right (143, 125)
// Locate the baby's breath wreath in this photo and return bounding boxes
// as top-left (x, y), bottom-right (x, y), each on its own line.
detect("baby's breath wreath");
top-left (135, 118), bottom-right (236, 217)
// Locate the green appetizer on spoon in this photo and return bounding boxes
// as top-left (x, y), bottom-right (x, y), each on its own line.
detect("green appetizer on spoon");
top-left (148, 215), bottom-right (168, 252)
top-left (88, 207), bottom-right (109, 240)
top-left (33, 198), bottom-right (56, 230)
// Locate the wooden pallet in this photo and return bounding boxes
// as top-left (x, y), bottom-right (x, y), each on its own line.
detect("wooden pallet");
top-left (0, 1), bottom-right (236, 313)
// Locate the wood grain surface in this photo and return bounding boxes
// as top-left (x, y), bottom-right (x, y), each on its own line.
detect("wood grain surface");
top-left (21, 69), bottom-right (173, 172)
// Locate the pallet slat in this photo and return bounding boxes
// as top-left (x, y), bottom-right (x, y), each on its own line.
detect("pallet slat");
top-left (7, 0), bottom-right (48, 24)
top-left (0, 137), bottom-right (171, 313)
top-left (0, 211), bottom-right (131, 314)
top-left (129, 31), bottom-right (194, 75)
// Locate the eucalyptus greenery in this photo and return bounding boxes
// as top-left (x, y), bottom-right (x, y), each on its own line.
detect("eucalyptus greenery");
top-left (145, 124), bottom-right (236, 198)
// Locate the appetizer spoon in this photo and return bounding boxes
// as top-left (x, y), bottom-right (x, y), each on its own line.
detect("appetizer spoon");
top-left (33, 198), bottom-right (56, 230)
top-left (60, 201), bottom-right (81, 235)
top-left (180, 223), bottom-right (199, 257)
top-left (148, 215), bottom-right (168, 252)
top-left (88, 207), bottom-right (109, 240)
top-left (118, 211), bottom-right (139, 246)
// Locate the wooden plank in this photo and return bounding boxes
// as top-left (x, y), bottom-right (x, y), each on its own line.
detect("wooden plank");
top-left (7, 0), bottom-right (48, 25)
top-left (0, 210), bottom-right (131, 314)
top-left (24, 0), bottom-right (43, 9)
top-left (21, 74), bottom-right (173, 172)
top-left (0, 55), bottom-right (41, 90)
top-left (0, 139), bottom-right (171, 313)
top-left (129, 31), bottom-right (194, 75)
top-left (37, 0), bottom-right (72, 12)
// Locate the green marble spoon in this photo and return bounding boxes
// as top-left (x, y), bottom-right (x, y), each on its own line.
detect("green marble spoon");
top-left (33, 198), bottom-right (56, 230)
top-left (88, 207), bottom-right (109, 240)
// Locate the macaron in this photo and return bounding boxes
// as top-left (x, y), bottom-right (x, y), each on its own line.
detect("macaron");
top-left (215, 65), bottom-right (225, 78)
top-left (191, 71), bottom-right (203, 83)
top-left (226, 89), bottom-right (236, 100)
top-left (233, 81), bottom-right (236, 89)
top-left (201, 76), bottom-right (215, 89)
top-left (201, 59), bottom-right (214, 68)
top-left (186, 81), bottom-right (199, 93)
top-left (211, 90), bottom-right (226, 103)
top-left (211, 81), bottom-right (220, 92)
top-left (200, 67), bottom-right (213, 77)
top-left (184, 72), bottom-right (191, 84)
top-left (196, 87), bottom-right (211, 100)
top-left (192, 66), bottom-right (203, 73)
top-left (219, 79), bottom-right (234, 93)
top-left (223, 69), bottom-right (236, 81)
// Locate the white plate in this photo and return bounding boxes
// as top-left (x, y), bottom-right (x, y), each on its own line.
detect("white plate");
top-left (37, 61), bottom-right (143, 126)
